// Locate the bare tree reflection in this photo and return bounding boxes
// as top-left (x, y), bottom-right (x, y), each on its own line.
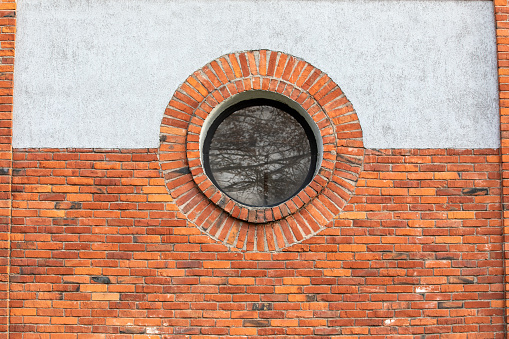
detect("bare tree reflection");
top-left (207, 105), bottom-right (312, 206)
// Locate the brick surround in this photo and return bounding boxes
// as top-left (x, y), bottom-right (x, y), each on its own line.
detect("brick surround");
top-left (160, 50), bottom-right (364, 251)
top-left (3, 0), bottom-right (509, 338)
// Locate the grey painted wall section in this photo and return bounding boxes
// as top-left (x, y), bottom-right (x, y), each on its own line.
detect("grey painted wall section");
top-left (13, 0), bottom-right (499, 149)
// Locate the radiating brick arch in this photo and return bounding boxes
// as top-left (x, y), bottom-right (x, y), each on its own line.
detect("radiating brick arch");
top-left (159, 50), bottom-right (364, 251)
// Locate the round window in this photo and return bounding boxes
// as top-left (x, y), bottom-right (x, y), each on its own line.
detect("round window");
top-left (159, 50), bottom-right (365, 250)
top-left (202, 99), bottom-right (318, 207)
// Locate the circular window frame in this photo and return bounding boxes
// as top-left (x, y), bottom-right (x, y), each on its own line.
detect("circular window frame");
top-left (159, 50), bottom-right (364, 251)
top-left (202, 96), bottom-right (319, 208)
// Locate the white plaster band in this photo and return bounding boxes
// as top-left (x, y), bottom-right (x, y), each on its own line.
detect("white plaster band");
top-left (13, 0), bottom-right (499, 149)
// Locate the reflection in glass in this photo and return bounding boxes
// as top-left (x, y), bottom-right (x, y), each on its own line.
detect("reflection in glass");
top-left (205, 101), bottom-right (315, 207)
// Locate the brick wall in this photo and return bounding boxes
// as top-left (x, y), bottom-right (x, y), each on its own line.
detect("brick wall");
top-left (4, 0), bottom-right (509, 338)
top-left (0, 0), bottom-right (14, 338)
top-left (7, 148), bottom-right (504, 337)
top-left (496, 0), bottom-right (509, 336)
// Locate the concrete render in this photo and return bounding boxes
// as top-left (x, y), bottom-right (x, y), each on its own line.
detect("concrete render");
top-left (13, 0), bottom-right (499, 149)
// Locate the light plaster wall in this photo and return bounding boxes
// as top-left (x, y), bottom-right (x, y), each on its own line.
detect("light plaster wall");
top-left (13, 0), bottom-right (499, 149)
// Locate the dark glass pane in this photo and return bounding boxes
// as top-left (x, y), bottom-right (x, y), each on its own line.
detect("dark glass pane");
top-left (206, 102), bottom-right (314, 207)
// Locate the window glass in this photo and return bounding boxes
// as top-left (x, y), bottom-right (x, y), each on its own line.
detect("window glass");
top-left (203, 99), bottom-right (317, 207)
